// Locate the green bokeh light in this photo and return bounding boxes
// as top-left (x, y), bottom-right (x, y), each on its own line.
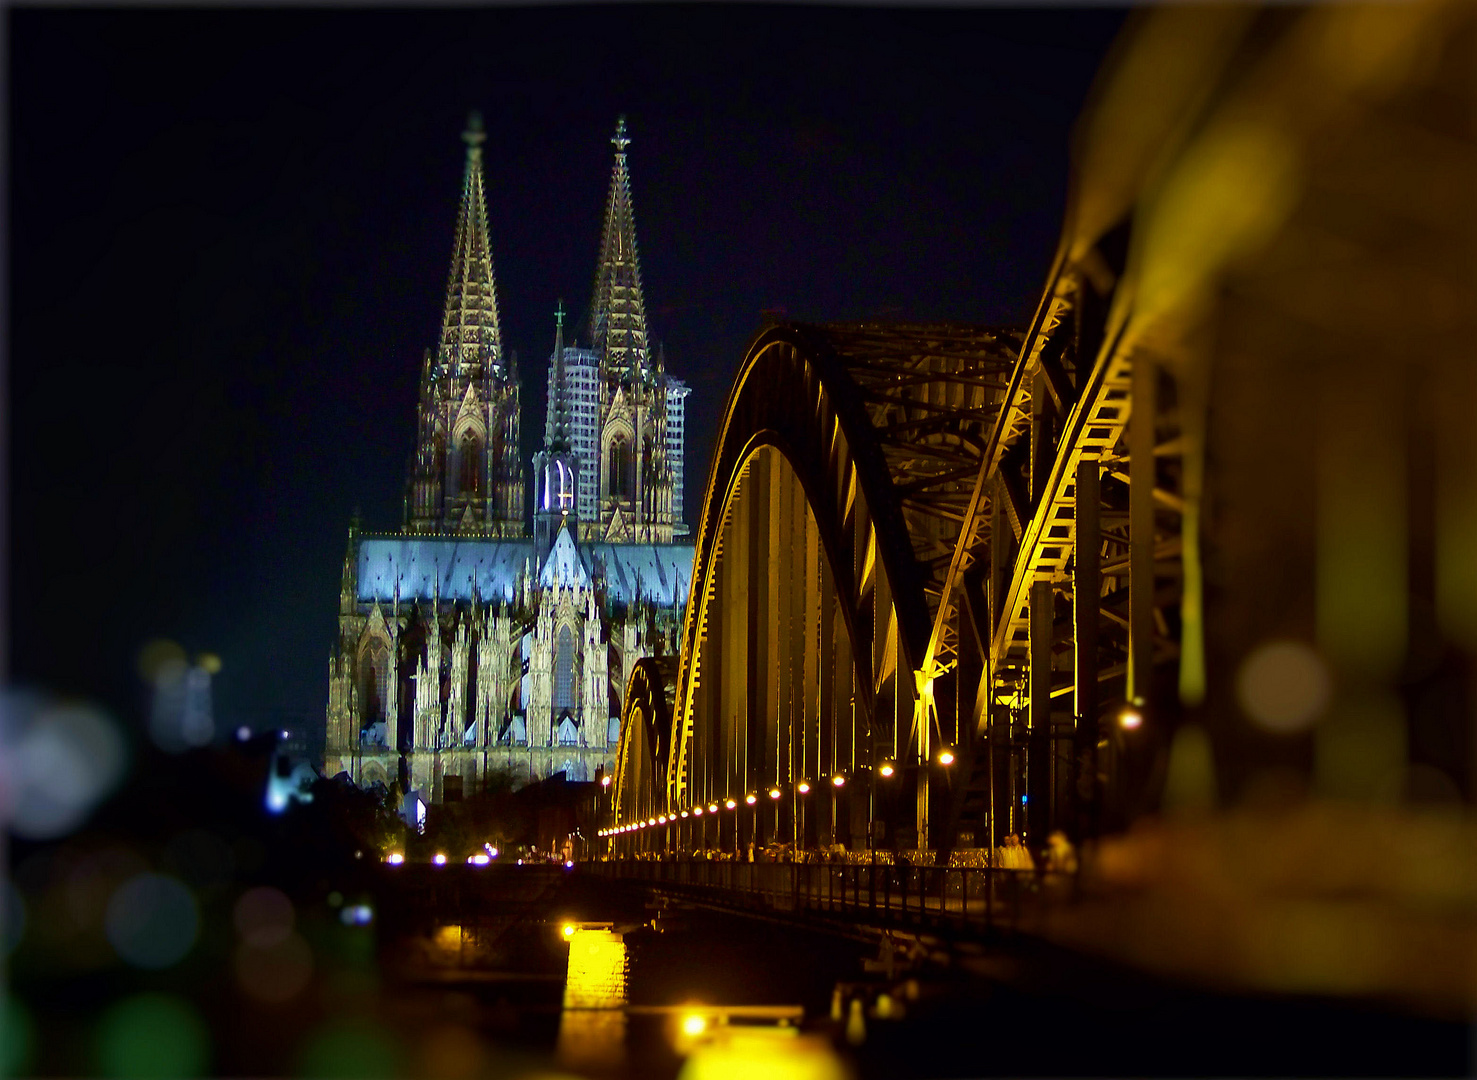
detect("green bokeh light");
top-left (296, 1020), bottom-right (400, 1079)
top-left (2, 995), bottom-right (36, 1077)
top-left (94, 993), bottom-right (209, 1079)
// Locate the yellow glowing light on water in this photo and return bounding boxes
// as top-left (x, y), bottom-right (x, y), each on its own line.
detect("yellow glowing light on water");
top-left (832, 775), bottom-right (846, 787)
top-left (879, 762), bottom-right (895, 777)
top-left (745, 793), bottom-right (758, 805)
top-left (683, 1013), bottom-right (708, 1037)
top-left (938, 749), bottom-right (956, 766)
top-left (1119, 707), bottom-right (1144, 731)
top-left (562, 924), bottom-right (577, 938)
top-left (724, 799), bottom-right (736, 810)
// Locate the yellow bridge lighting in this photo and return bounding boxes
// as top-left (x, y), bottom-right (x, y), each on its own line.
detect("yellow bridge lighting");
top-left (797, 780), bottom-right (811, 794)
top-left (938, 748), bottom-right (956, 766)
top-left (725, 799), bottom-right (737, 810)
top-left (768, 787), bottom-right (782, 799)
top-left (879, 761), bottom-right (895, 778)
top-left (562, 924), bottom-right (577, 939)
top-left (745, 793), bottom-right (758, 805)
top-left (681, 1013), bottom-right (708, 1037)
top-left (693, 806), bottom-right (704, 816)
top-left (832, 774), bottom-right (847, 787)
top-left (1119, 706), bottom-right (1144, 731)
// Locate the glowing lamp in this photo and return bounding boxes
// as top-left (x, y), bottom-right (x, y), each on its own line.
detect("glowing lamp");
top-left (682, 1013), bottom-right (708, 1037)
top-left (832, 774), bottom-right (847, 787)
top-left (385, 853), bottom-right (404, 865)
top-left (745, 793), bottom-right (757, 805)
top-left (1119, 707), bottom-right (1144, 731)
top-left (432, 853), bottom-right (447, 866)
top-left (601, 775), bottom-right (612, 788)
top-left (693, 806), bottom-right (704, 816)
top-left (724, 799), bottom-right (736, 810)
top-left (798, 781), bottom-right (811, 794)
top-left (658, 815), bottom-right (668, 824)
top-left (879, 761), bottom-right (895, 778)
top-left (768, 788), bottom-right (781, 800)
top-left (709, 803), bottom-right (719, 813)
top-left (562, 924), bottom-right (576, 938)
top-left (680, 810), bottom-right (689, 818)
top-left (938, 748), bottom-right (956, 766)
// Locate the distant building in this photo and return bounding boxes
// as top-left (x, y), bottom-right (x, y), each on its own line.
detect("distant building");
top-left (324, 115), bottom-right (694, 803)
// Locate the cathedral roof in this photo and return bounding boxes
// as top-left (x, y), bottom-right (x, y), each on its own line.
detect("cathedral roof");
top-left (357, 537), bottom-right (533, 604)
top-left (354, 534), bottom-right (695, 608)
top-left (586, 543), bottom-right (692, 607)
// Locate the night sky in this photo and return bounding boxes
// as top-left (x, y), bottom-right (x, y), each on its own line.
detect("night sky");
top-left (10, 7), bottom-right (1126, 743)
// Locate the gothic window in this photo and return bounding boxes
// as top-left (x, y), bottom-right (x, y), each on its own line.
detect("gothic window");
top-left (555, 626), bottom-right (575, 710)
top-left (362, 640), bottom-right (390, 722)
top-left (608, 437), bottom-right (631, 501)
top-left (458, 435), bottom-right (482, 496)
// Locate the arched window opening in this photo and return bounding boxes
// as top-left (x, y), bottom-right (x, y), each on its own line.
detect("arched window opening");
top-left (555, 626), bottom-right (576, 710)
top-left (608, 437), bottom-right (631, 502)
top-left (362, 641), bottom-right (390, 723)
top-left (458, 436), bottom-right (482, 496)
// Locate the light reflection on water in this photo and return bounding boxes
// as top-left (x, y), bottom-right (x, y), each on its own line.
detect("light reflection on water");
top-left (557, 929), bottom-right (628, 1073)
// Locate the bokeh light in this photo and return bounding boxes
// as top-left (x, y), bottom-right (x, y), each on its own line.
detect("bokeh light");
top-left (296, 1020), bottom-right (401, 1079)
top-left (94, 993), bottom-right (209, 1079)
top-left (234, 886), bottom-right (294, 948)
top-left (3, 696), bottom-right (127, 840)
top-left (1236, 640), bottom-right (1332, 733)
top-left (2, 996), bottom-right (35, 1076)
top-left (105, 873), bottom-right (198, 969)
top-left (235, 932), bottom-right (315, 1004)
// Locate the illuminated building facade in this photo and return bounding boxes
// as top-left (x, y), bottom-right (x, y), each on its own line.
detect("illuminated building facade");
top-left (324, 115), bottom-right (692, 802)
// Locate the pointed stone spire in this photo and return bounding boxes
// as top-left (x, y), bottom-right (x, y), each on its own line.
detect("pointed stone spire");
top-left (547, 300), bottom-right (572, 453)
top-left (439, 111), bottom-right (503, 374)
top-left (588, 115), bottom-right (649, 379)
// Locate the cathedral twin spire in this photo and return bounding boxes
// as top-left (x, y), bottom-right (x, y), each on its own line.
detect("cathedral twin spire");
top-left (439, 112), bottom-right (504, 374)
top-left (588, 116), bottom-right (651, 381)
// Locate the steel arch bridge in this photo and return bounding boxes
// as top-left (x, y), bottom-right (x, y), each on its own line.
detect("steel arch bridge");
top-left (605, 1), bottom-right (1477, 860)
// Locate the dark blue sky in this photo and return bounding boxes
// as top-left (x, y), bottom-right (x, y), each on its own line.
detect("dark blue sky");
top-left (11, 6), bottom-right (1125, 738)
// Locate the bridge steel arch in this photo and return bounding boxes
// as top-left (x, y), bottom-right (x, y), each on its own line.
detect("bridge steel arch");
top-left (608, 323), bottom-right (1020, 857)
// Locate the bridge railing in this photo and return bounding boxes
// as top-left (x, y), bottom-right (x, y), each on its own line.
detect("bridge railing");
top-left (585, 859), bottom-right (1075, 932)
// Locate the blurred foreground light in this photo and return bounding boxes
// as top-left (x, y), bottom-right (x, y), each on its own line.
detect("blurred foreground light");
top-left (677, 1029), bottom-right (845, 1080)
top-left (339, 904), bottom-right (373, 927)
top-left (236, 726), bottom-right (251, 742)
top-left (937, 749), bottom-right (956, 766)
top-left (235, 932), bottom-right (314, 1004)
top-left (562, 924), bottom-right (577, 938)
top-left (433, 853), bottom-right (447, 866)
top-left (682, 1013), bottom-right (708, 1036)
top-left (106, 873), bottom-right (198, 969)
top-left (1119, 707), bottom-right (1144, 731)
top-left (1236, 640), bottom-right (1331, 734)
top-left (386, 853), bottom-right (404, 865)
top-left (2, 696), bottom-right (127, 840)
top-left (234, 886), bottom-right (294, 948)
top-left (95, 993), bottom-right (208, 1079)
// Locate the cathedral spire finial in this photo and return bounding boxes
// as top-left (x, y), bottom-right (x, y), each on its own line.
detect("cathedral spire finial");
top-left (547, 300), bottom-right (572, 453)
top-left (611, 115), bottom-right (630, 154)
top-left (463, 111), bottom-right (486, 150)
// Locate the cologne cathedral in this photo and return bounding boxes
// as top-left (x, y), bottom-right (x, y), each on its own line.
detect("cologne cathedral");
top-left (324, 115), bottom-right (693, 803)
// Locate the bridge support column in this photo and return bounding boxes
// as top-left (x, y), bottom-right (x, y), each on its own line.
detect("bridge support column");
top-left (1074, 457), bottom-right (1101, 840)
top-left (1128, 354), bottom-right (1156, 707)
top-left (1028, 577), bottom-right (1053, 844)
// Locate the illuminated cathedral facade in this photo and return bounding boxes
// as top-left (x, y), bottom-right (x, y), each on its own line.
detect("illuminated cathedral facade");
top-left (324, 114), bottom-right (693, 802)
